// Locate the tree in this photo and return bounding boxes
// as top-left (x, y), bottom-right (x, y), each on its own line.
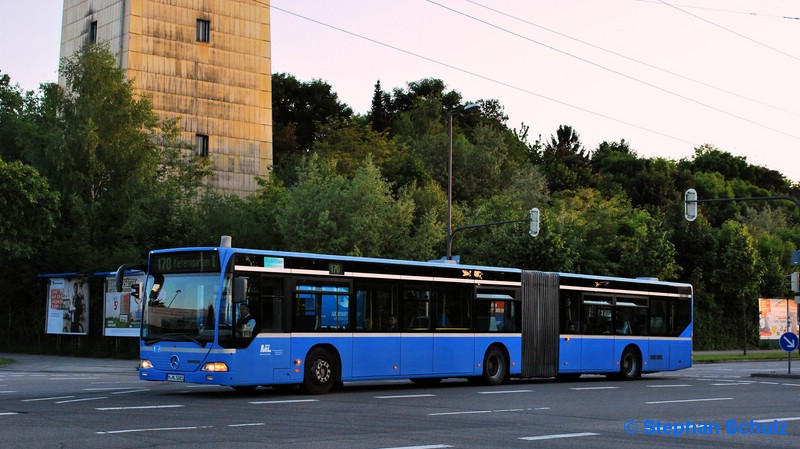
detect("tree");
top-left (277, 155), bottom-right (440, 260)
top-left (712, 221), bottom-right (763, 352)
top-left (271, 73), bottom-right (353, 184)
top-left (367, 80), bottom-right (391, 132)
top-left (0, 157), bottom-right (59, 259)
top-left (539, 125), bottom-right (592, 192)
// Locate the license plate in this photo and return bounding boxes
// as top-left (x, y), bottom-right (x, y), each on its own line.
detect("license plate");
top-left (167, 373), bottom-right (185, 382)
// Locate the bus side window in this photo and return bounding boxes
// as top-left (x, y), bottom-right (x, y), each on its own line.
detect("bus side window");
top-left (402, 286), bottom-right (431, 330)
top-left (560, 292), bottom-right (580, 333)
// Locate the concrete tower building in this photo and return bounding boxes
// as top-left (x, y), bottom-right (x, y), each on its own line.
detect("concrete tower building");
top-left (59, 0), bottom-right (273, 195)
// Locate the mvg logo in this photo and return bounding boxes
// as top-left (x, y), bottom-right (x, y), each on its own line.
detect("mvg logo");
top-left (260, 344), bottom-right (272, 354)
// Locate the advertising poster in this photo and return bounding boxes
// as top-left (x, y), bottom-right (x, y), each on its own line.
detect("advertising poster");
top-left (104, 275), bottom-right (145, 337)
top-left (759, 298), bottom-right (799, 339)
top-left (46, 277), bottom-right (89, 335)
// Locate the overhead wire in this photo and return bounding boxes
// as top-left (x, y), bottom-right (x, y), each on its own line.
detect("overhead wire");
top-left (656, 0), bottom-right (800, 63)
top-left (635, 0), bottom-right (800, 21)
top-left (427, 0), bottom-right (800, 142)
top-left (269, 4), bottom-right (696, 145)
top-left (463, 0), bottom-right (800, 118)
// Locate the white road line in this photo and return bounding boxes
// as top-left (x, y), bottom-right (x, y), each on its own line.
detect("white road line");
top-left (478, 389), bottom-right (532, 394)
top-left (520, 432), bottom-right (599, 441)
top-left (429, 410), bottom-right (493, 416)
top-left (429, 407), bottom-right (544, 416)
top-left (96, 405), bottom-right (184, 411)
top-left (55, 396), bottom-right (107, 404)
top-left (647, 384), bottom-right (691, 388)
top-left (782, 383), bottom-right (800, 387)
top-left (376, 445), bottom-right (452, 449)
top-left (83, 387), bottom-right (146, 391)
top-left (710, 382), bottom-right (751, 386)
top-left (49, 377), bottom-right (101, 381)
top-left (21, 395), bottom-right (75, 402)
top-left (0, 412), bottom-right (18, 416)
top-left (249, 399), bottom-right (320, 405)
top-left (753, 416), bottom-right (800, 423)
top-left (0, 391), bottom-right (16, 394)
top-left (228, 423), bottom-right (266, 427)
top-left (97, 425), bottom-right (212, 435)
top-left (112, 388), bottom-right (150, 395)
top-left (569, 386), bottom-right (619, 390)
top-left (374, 394), bottom-right (436, 399)
top-left (646, 397), bottom-right (733, 405)
top-left (759, 382), bottom-right (780, 385)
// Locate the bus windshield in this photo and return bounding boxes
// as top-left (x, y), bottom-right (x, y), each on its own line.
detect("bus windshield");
top-left (142, 272), bottom-right (221, 345)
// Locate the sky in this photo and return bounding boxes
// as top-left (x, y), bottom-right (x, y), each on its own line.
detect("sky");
top-left (2, 0), bottom-right (799, 182)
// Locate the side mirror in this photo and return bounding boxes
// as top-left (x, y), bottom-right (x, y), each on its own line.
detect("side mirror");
top-left (234, 277), bottom-right (248, 304)
top-left (130, 283), bottom-right (141, 299)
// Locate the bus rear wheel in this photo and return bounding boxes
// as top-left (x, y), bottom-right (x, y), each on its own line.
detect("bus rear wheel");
top-left (481, 346), bottom-right (509, 386)
top-left (302, 348), bottom-right (337, 395)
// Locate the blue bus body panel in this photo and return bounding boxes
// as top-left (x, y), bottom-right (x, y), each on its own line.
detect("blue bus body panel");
top-left (351, 335), bottom-right (401, 378)
top-left (139, 333), bottom-right (526, 384)
top-left (557, 336), bottom-right (692, 374)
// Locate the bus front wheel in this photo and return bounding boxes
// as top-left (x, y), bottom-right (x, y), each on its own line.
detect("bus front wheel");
top-left (618, 347), bottom-right (642, 380)
top-left (302, 347), bottom-right (337, 395)
top-left (481, 346), bottom-right (509, 386)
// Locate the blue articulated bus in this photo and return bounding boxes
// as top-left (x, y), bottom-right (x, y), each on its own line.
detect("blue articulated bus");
top-left (123, 237), bottom-right (692, 394)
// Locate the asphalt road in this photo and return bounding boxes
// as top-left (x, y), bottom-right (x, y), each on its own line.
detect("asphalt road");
top-left (1, 354), bottom-right (799, 449)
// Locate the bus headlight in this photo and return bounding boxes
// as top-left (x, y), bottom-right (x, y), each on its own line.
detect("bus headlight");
top-left (201, 362), bottom-right (229, 372)
top-left (140, 359), bottom-right (153, 369)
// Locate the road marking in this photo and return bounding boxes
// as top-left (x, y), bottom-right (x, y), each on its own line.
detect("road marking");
top-left (782, 383), bottom-right (800, 387)
top-left (49, 377), bottom-right (102, 381)
top-left (647, 384), bottom-right (692, 388)
top-left (112, 388), bottom-right (150, 395)
top-left (376, 445), bottom-right (452, 449)
top-left (0, 390), bottom-right (16, 394)
top-left (646, 397), bottom-right (733, 404)
top-left (55, 396), bottom-right (107, 404)
top-left (0, 412), bottom-right (18, 416)
top-left (374, 394), bottom-right (436, 399)
top-left (710, 382), bottom-right (752, 386)
top-left (22, 396), bottom-right (75, 402)
top-left (520, 432), bottom-right (599, 441)
top-left (249, 399), bottom-right (320, 405)
top-left (753, 416), bottom-right (800, 423)
top-left (429, 407), bottom-right (546, 416)
top-left (759, 381), bottom-right (780, 385)
top-left (97, 425), bottom-right (212, 435)
top-left (228, 423), bottom-right (266, 427)
top-left (569, 386), bottom-right (619, 390)
top-left (83, 387), bottom-right (146, 392)
top-left (478, 389), bottom-right (532, 394)
top-left (96, 405), bottom-right (184, 411)
top-left (429, 410), bottom-right (493, 416)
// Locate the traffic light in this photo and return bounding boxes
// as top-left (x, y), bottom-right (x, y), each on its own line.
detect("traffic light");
top-left (684, 189), bottom-right (698, 222)
top-left (792, 272), bottom-right (799, 293)
top-left (529, 208), bottom-right (540, 237)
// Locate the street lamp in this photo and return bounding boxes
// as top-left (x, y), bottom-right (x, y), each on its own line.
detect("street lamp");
top-left (446, 103), bottom-right (479, 260)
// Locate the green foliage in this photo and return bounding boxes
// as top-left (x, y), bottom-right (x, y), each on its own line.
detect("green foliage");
top-left (0, 157), bottom-right (60, 258)
top-left (275, 155), bottom-right (439, 260)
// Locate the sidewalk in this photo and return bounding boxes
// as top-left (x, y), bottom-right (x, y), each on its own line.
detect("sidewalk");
top-left (0, 352), bottom-right (137, 374)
